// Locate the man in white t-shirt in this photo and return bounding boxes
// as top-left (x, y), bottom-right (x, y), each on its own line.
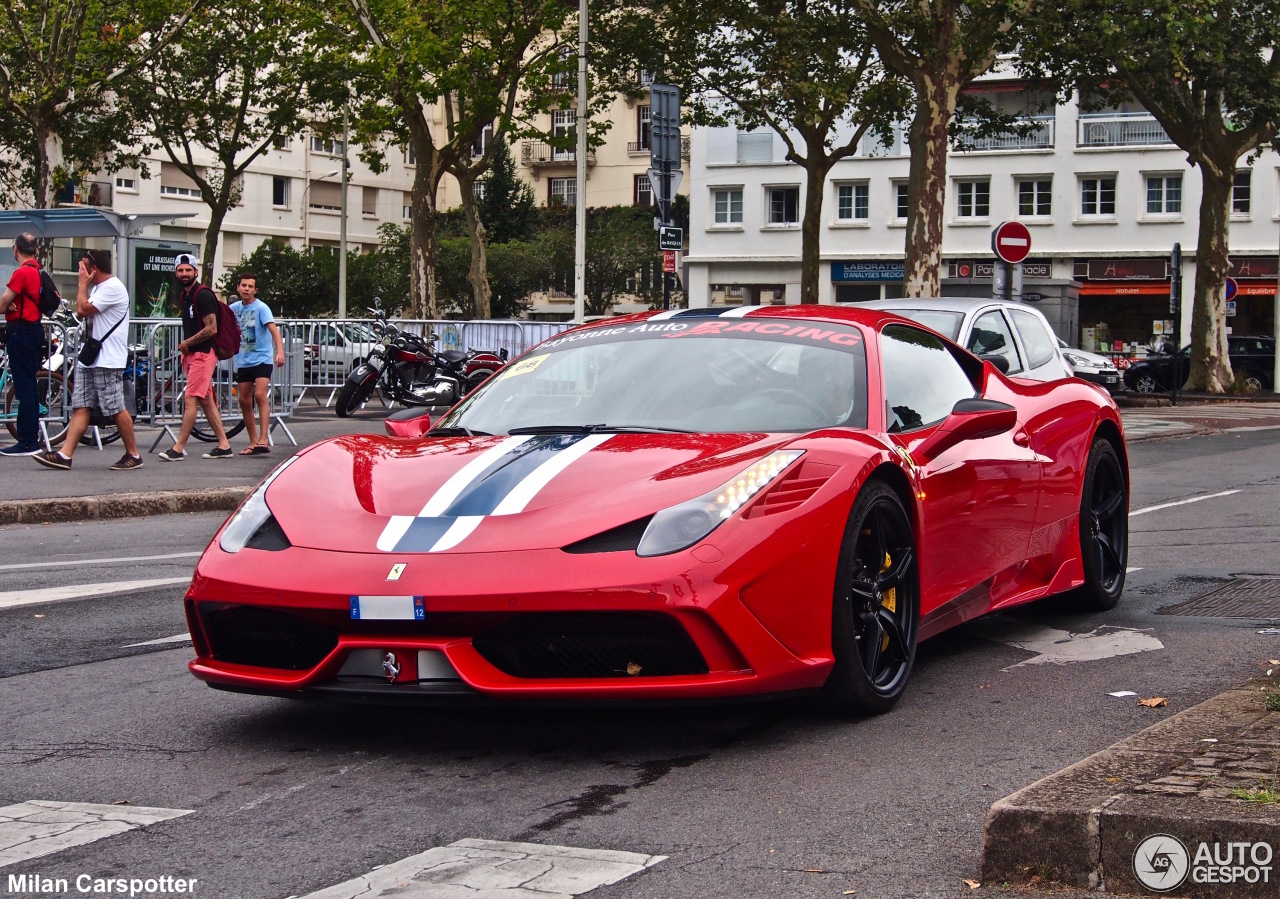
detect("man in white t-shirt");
top-left (34, 250), bottom-right (142, 471)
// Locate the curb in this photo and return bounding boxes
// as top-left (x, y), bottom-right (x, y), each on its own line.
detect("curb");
top-left (981, 682), bottom-right (1280, 896)
top-left (0, 486), bottom-right (250, 525)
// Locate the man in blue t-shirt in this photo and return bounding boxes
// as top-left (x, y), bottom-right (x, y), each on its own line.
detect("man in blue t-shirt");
top-left (228, 272), bottom-right (285, 454)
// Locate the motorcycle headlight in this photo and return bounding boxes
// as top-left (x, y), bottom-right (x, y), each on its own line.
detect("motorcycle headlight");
top-left (219, 456), bottom-right (299, 553)
top-left (636, 450), bottom-right (804, 557)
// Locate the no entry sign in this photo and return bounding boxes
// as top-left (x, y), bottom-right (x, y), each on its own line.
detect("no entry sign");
top-left (992, 221), bottom-right (1032, 265)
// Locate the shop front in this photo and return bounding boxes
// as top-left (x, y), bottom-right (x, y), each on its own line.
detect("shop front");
top-left (1074, 258), bottom-right (1173, 364)
top-left (1229, 257), bottom-right (1277, 337)
top-left (831, 261), bottom-right (906, 302)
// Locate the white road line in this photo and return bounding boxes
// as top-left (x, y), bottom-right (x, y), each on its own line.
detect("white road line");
top-left (0, 801), bottom-right (192, 869)
top-left (124, 633), bottom-right (192, 648)
top-left (0, 551), bottom-right (200, 572)
top-left (297, 839), bottom-right (665, 899)
top-left (1130, 489), bottom-right (1241, 517)
top-left (0, 578), bottom-right (190, 611)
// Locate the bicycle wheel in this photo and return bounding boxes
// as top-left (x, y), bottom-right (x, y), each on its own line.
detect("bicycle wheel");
top-left (192, 419), bottom-right (246, 442)
top-left (5, 370), bottom-right (66, 442)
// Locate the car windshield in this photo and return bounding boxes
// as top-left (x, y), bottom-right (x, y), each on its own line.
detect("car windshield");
top-left (878, 308), bottom-right (964, 340)
top-left (344, 323), bottom-right (380, 343)
top-left (435, 318), bottom-right (869, 434)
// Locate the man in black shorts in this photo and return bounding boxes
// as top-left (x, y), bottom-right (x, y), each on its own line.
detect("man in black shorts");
top-left (228, 272), bottom-right (285, 453)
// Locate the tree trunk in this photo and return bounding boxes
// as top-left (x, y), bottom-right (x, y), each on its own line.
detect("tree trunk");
top-left (799, 157), bottom-right (831, 304)
top-left (1185, 164), bottom-right (1235, 393)
top-left (457, 173), bottom-right (493, 318)
top-left (34, 126), bottom-right (54, 210)
top-left (410, 159), bottom-right (443, 319)
top-left (903, 75), bottom-right (956, 298)
top-left (201, 195), bottom-right (230, 288)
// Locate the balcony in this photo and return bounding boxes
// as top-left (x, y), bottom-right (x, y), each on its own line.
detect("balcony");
top-left (1077, 112), bottom-right (1174, 148)
top-left (629, 136), bottom-right (690, 159)
top-left (521, 142), bottom-right (596, 168)
top-left (952, 116), bottom-right (1055, 152)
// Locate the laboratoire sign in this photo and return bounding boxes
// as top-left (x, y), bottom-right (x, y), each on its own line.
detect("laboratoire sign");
top-left (1132, 833), bottom-right (1273, 891)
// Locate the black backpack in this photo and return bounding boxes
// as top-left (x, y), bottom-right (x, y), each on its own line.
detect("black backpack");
top-left (37, 269), bottom-right (62, 317)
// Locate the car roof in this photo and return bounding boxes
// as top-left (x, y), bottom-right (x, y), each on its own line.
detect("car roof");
top-left (572, 304), bottom-right (916, 332)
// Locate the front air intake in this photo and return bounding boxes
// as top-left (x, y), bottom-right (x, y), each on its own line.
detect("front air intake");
top-left (202, 605), bottom-right (338, 670)
top-left (472, 613), bottom-right (708, 678)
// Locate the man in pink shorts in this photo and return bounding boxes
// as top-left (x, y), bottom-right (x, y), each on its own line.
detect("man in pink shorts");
top-left (158, 255), bottom-right (232, 460)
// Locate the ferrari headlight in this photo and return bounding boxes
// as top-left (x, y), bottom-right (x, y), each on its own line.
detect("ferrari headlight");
top-left (636, 450), bottom-right (804, 557)
top-left (219, 456), bottom-right (299, 553)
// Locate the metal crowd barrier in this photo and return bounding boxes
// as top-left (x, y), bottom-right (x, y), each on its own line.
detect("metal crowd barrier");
top-left (274, 318), bottom-right (575, 407)
top-left (136, 320), bottom-right (300, 454)
top-left (0, 319), bottom-right (75, 451)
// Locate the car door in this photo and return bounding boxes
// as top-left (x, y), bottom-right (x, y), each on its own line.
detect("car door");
top-left (963, 308), bottom-right (1025, 377)
top-left (1006, 307), bottom-right (1068, 381)
top-left (881, 324), bottom-right (1041, 618)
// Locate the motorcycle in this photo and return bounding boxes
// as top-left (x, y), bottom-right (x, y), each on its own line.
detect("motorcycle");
top-left (334, 310), bottom-right (507, 418)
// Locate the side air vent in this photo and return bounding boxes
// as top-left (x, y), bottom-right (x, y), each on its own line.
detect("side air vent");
top-left (744, 460), bottom-right (838, 519)
top-left (562, 516), bottom-right (653, 554)
top-left (245, 516), bottom-right (291, 551)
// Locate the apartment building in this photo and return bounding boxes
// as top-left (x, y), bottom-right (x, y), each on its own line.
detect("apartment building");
top-left (686, 86), bottom-right (1280, 354)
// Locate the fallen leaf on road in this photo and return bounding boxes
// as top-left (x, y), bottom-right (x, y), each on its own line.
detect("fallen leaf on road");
top-left (1270, 660), bottom-right (1280, 666)
top-left (33, 614), bottom-right (43, 618)
top-left (1139, 697), bottom-right (1168, 708)
top-left (963, 879), bottom-right (981, 889)
top-left (804, 868), bottom-right (822, 873)
top-left (111, 799), bottom-right (129, 805)
top-left (843, 891), bottom-right (856, 895)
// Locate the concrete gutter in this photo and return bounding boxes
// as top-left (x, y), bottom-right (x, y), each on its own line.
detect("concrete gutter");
top-left (0, 486), bottom-right (249, 525)
top-left (982, 681), bottom-right (1280, 896)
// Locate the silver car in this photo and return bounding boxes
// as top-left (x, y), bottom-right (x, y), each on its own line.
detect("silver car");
top-left (1056, 337), bottom-right (1121, 392)
top-left (848, 297), bottom-right (1073, 382)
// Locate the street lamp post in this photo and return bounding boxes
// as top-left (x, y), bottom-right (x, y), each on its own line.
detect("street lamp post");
top-left (338, 105), bottom-right (350, 319)
top-left (573, 0), bottom-right (587, 323)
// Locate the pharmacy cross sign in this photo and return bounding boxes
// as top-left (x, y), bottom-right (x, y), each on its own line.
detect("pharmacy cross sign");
top-left (992, 221), bottom-right (1032, 265)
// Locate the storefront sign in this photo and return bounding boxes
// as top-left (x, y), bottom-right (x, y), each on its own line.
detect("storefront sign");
top-left (1230, 257), bottom-right (1278, 279)
top-left (948, 260), bottom-right (1051, 279)
top-left (1073, 259), bottom-right (1169, 280)
top-left (831, 261), bottom-right (905, 282)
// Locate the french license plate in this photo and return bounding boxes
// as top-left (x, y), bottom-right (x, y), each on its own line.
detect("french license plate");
top-left (1103, 374), bottom-right (1117, 384)
top-left (349, 595), bottom-right (425, 620)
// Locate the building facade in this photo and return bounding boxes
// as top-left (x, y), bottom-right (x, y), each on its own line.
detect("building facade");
top-left (686, 87), bottom-right (1280, 355)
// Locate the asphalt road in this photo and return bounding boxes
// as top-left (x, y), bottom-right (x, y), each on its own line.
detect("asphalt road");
top-left (2, 428), bottom-right (1279, 898)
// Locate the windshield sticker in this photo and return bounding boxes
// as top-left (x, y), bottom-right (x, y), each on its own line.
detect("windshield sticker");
top-left (497, 354), bottom-right (549, 379)
top-left (535, 319), bottom-right (864, 354)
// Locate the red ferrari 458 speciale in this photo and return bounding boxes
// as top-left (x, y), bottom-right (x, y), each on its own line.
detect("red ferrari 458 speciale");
top-left (186, 305), bottom-right (1129, 714)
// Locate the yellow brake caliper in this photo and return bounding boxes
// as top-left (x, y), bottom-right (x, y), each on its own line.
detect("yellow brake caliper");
top-left (880, 551), bottom-right (896, 652)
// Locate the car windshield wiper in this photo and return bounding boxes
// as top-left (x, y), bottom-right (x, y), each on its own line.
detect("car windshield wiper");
top-left (507, 423), bottom-right (694, 435)
top-left (427, 426), bottom-right (493, 437)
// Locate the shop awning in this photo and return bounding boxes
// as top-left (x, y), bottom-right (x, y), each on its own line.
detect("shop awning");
top-left (0, 208), bottom-right (193, 240)
top-left (1079, 280), bottom-right (1169, 296)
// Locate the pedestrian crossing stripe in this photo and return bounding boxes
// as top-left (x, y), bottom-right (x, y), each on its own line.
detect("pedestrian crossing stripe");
top-left (294, 839), bottom-right (665, 898)
top-left (0, 801), bottom-right (192, 869)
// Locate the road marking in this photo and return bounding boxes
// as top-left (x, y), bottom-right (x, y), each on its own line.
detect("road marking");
top-left (124, 633), bottom-right (192, 648)
top-left (0, 578), bottom-right (190, 611)
top-left (0, 801), bottom-right (192, 869)
top-left (972, 620), bottom-right (1163, 670)
top-left (1126, 567), bottom-right (1143, 573)
top-left (0, 551), bottom-right (200, 572)
top-left (1130, 489), bottom-right (1240, 517)
top-left (296, 839), bottom-right (665, 899)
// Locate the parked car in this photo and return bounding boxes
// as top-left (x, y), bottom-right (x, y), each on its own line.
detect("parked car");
top-left (302, 321), bottom-right (382, 376)
top-left (1056, 337), bottom-right (1121, 392)
top-left (1123, 336), bottom-right (1276, 393)
top-left (850, 298), bottom-right (1073, 382)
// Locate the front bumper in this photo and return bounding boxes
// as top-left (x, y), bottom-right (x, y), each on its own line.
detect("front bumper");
top-left (1074, 368), bottom-right (1121, 391)
top-left (185, 543), bottom-right (833, 703)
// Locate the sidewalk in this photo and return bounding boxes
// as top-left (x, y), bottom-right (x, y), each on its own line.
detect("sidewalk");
top-left (0, 410), bottom-right (384, 522)
top-left (1120, 401), bottom-right (1280, 442)
top-left (982, 676), bottom-right (1280, 896)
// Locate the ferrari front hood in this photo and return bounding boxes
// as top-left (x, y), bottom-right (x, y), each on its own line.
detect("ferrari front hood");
top-left (266, 431), bottom-right (792, 554)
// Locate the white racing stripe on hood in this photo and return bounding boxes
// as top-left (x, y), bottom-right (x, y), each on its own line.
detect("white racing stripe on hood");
top-left (429, 515), bottom-right (485, 552)
top-left (420, 435), bottom-right (532, 516)
top-left (491, 434), bottom-right (612, 516)
top-left (377, 516), bottom-right (415, 552)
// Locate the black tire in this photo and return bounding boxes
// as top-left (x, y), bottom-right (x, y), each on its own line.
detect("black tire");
top-left (1132, 373), bottom-right (1158, 394)
top-left (824, 480), bottom-right (920, 715)
top-left (191, 420), bottom-right (246, 443)
top-left (335, 377), bottom-right (374, 418)
top-left (1077, 438), bottom-right (1128, 611)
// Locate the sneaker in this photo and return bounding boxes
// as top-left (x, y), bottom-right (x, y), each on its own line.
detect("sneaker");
top-left (203, 446), bottom-right (234, 459)
top-left (33, 451), bottom-right (71, 470)
top-left (158, 449), bottom-right (186, 461)
top-left (110, 453), bottom-right (144, 471)
top-left (0, 443), bottom-right (40, 457)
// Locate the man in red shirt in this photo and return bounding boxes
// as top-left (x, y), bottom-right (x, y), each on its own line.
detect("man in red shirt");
top-left (0, 233), bottom-right (46, 455)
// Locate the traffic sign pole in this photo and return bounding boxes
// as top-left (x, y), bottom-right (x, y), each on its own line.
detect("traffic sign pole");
top-left (1170, 243), bottom-right (1181, 406)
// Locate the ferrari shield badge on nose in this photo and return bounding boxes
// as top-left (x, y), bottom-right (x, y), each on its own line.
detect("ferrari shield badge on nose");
top-left (387, 563), bottom-right (406, 581)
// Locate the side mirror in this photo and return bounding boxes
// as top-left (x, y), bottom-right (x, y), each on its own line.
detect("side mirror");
top-left (384, 407), bottom-right (432, 438)
top-left (979, 354), bottom-right (1010, 374)
top-left (911, 398), bottom-right (1018, 465)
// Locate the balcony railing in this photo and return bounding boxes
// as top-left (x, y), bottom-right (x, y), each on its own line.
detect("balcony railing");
top-left (521, 141), bottom-right (596, 167)
top-left (736, 132), bottom-right (774, 164)
top-left (627, 140), bottom-right (651, 155)
top-left (1077, 112), bottom-right (1174, 148)
top-left (952, 116), bottom-right (1055, 152)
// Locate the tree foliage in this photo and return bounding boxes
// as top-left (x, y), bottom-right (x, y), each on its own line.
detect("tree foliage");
top-left (0, 0), bottom-right (196, 208)
top-left (1023, 0), bottom-right (1280, 391)
top-left (132, 0), bottom-right (337, 284)
top-left (478, 139), bottom-right (538, 245)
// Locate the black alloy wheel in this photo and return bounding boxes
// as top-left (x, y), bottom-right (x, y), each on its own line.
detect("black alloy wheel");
top-left (825, 480), bottom-right (920, 715)
top-left (1077, 438), bottom-right (1128, 610)
top-left (1132, 372), bottom-right (1159, 394)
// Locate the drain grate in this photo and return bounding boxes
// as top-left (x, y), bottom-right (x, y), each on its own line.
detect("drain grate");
top-left (1162, 577), bottom-right (1280, 619)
